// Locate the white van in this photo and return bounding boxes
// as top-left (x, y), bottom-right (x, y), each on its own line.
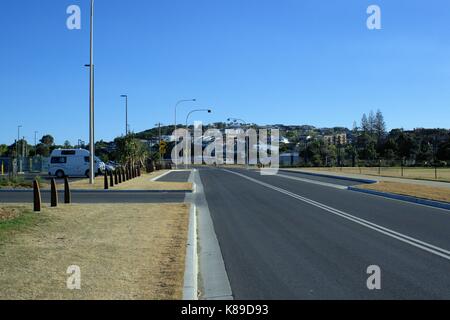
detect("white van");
top-left (48, 149), bottom-right (106, 178)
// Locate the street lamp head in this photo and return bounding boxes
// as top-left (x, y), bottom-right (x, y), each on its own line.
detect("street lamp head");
top-left (207, 110), bottom-right (212, 113)
top-left (120, 94), bottom-right (127, 98)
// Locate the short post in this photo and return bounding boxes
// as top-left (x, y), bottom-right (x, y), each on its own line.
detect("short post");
top-left (109, 171), bottom-right (114, 187)
top-left (125, 166), bottom-right (129, 181)
top-left (118, 168), bottom-right (122, 183)
top-left (50, 178), bottom-right (58, 207)
top-left (1, 161), bottom-right (4, 175)
top-left (138, 166), bottom-right (141, 177)
top-left (33, 179), bottom-right (41, 212)
top-left (104, 171), bottom-right (109, 190)
top-left (435, 166), bottom-right (438, 180)
top-left (122, 167), bottom-right (126, 182)
top-left (114, 170), bottom-right (119, 185)
top-left (64, 177), bottom-right (71, 204)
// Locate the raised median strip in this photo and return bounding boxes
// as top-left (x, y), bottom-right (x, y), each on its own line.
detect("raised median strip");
top-left (281, 169), bottom-right (377, 184)
top-left (348, 186), bottom-right (450, 210)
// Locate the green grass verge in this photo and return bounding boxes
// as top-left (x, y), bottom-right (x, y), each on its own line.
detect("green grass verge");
top-left (0, 207), bottom-right (45, 243)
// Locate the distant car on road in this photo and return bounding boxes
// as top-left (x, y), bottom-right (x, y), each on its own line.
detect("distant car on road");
top-left (48, 149), bottom-right (106, 178)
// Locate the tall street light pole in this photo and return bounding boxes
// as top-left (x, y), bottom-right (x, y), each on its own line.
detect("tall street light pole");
top-left (155, 122), bottom-right (163, 163)
top-left (174, 99), bottom-right (196, 169)
top-left (120, 95), bottom-right (128, 135)
top-left (86, 0), bottom-right (95, 184)
top-left (34, 131), bottom-right (38, 149)
top-left (17, 125), bottom-right (22, 158)
top-left (185, 109), bottom-right (212, 168)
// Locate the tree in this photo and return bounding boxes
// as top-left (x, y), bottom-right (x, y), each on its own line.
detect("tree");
top-left (114, 134), bottom-right (149, 166)
top-left (35, 143), bottom-right (50, 157)
top-left (63, 140), bottom-right (72, 149)
top-left (0, 144), bottom-right (8, 157)
top-left (361, 113), bottom-right (370, 133)
top-left (374, 109), bottom-right (386, 143)
top-left (368, 110), bottom-right (376, 134)
top-left (40, 135), bottom-right (55, 146)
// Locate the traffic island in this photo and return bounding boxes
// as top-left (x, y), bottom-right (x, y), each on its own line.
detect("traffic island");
top-left (0, 203), bottom-right (189, 300)
top-left (60, 170), bottom-right (193, 192)
top-left (350, 181), bottom-right (450, 210)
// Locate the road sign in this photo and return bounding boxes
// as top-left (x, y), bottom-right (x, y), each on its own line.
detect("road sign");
top-left (159, 141), bottom-right (167, 156)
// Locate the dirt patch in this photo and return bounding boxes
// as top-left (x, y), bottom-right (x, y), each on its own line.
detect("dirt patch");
top-left (0, 203), bottom-right (189, 300)
top-left (0, 208), bottom-right (21, 221)
top-left (357, 181), bottom-right (450, 203)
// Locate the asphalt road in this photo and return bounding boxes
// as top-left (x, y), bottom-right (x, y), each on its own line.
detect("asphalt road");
top-left (0, 190), bottom-right (185, 204)
top-left (157, 171), bottom-right (191, 182)
top-left (199, 167), bottom-right (450, 299)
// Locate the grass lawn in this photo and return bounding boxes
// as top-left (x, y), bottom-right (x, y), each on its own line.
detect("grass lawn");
top-left (357, 181), bottom-right (450, 203)
top-left (0, 203), bottom-right (189, 300)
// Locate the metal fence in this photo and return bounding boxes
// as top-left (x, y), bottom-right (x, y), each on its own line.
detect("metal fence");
top-left (0, 157), bottom-right (49, 175)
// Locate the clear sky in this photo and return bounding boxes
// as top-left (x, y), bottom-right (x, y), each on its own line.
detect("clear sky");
top-left (1, 0), bottom-right (450, 145)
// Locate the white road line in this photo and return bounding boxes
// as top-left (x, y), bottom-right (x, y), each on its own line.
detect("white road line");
top-left (222, 169), bottom-right (450, 262)
top-left (276, 173), bottom-right (348, 190)
top-left (151, 170), bottom-right (172, 181)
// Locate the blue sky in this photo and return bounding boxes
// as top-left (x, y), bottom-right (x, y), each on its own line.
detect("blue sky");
top-left (1, 0), bottom-right (450, 145)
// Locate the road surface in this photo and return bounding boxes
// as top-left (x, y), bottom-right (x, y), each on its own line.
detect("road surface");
top-left (198, 167), bottom-right (450, 299)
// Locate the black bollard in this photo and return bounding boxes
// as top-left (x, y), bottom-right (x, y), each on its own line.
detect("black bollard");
top-left (50, 178), bottom-right (58, 207)
top-left (33, 179), bottom-right (41, 212)
top-left (64, 177), bottom-right (71, 204)
top-left (109, 171), bottom-right (114, 187)
top-left (114, 170), bottom-right (119, 185)
top-left (118, 168), bottom-right (122, 184)
top-left (122, 167), bottom-right (126, 182)
top-left (104, 171), bottom-right (109, 190)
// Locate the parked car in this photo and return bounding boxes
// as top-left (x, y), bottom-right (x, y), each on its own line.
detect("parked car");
top-left (105, 161), bottom-right (116, 173)
top-left (48, 149), bottom-right (106, 178)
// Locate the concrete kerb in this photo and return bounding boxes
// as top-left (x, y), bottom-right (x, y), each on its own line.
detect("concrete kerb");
top-left (280, 169), bottom-right (378, 184)
top-left (348, 186), bottom-right (450, 211)
top-left (183, 169), bottom-right (233, 300)
top-left (183, 171), bottom-right (198, 300)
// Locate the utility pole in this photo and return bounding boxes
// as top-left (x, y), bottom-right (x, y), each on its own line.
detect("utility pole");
top-left (121, 95), bottom-right (128, 135)
top-left (87, 0), bottom-right (95, 184)
top-left (155, 122), bottom-right (163, 163)
top-left (34, 131), bottom-right (38, 150)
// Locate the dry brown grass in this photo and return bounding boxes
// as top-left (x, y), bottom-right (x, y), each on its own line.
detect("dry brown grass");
top-left (357, 182), bottom-right (450, 203)
top-left (301, 167), bottom-right (450, 182)
top-left (0, 203), bottom-right (189, 300)
top-left (56, 170), bottom-right (192, 191)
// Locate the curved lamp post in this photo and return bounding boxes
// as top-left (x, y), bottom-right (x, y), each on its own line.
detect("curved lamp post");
top-left (185, 109), bottom-right (212, 168)
top-left (174, 99), bottom-right (196, 169)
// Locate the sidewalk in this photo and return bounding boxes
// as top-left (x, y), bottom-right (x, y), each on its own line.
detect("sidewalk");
top-left (283, 168), bottom-right (450, 189)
